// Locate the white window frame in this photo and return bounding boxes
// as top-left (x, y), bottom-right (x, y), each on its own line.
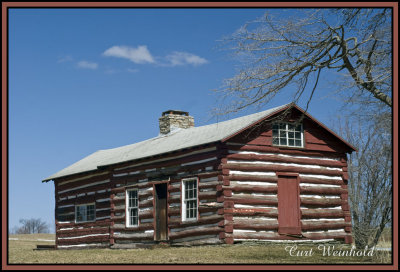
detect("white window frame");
top-left (272, 122), bottom-right (304, 148)
top-left (126, 188), bottom-right (139, 227)
top-left (75, 203), bottom-right (95, 223)
top-left (181, 177), bottom-right (198, 222)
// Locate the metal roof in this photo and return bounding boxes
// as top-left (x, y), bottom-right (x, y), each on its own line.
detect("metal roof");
top-left (43, 104), bottom-right (290, 182)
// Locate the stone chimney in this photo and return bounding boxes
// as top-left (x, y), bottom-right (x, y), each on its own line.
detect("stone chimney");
top-left (159, 110), bottom-right (194, 135)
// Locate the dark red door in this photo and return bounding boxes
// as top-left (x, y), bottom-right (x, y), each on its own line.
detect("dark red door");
top-left (277, 175), bottom-right (301, 235)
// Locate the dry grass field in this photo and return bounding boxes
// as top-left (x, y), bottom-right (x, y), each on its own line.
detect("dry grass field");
top-left (7, 234), bottom-right (392, 265)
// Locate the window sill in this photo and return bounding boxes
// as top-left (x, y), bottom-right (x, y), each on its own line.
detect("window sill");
top-left (75, 220), bottom-right (96, 224)
top-left (273, 145), bottom-right (305, 150)
top-left (182, 218), bottom-right (198, 223)
top-left (125, 225), bottom-right (140, 229)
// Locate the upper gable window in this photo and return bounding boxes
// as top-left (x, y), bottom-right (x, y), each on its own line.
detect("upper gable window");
top-left (272, 122), bottom-right (303, 148)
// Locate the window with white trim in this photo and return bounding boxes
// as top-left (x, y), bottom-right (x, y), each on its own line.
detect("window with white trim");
top-left (272, 122), bottom-right (304, 147)
top-left (182, 178), bottom-right (198, 221)
top-left (126, 189), bottom-right (139, 227)
top-left (75, 203), bottom-right (95, 223)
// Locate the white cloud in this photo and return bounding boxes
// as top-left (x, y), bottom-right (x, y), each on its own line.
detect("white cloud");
top-left (127, 68), bottom-right (139, 73)
top-left (165, 51), bottom-right (208, 67)
top-left (77, 61), bottom-right (98, 69)
top-left (103, 45), bottom-right (155, 64)
top-left (102, 45), bottom-right (208, 68)
top-left (57, 55), bottom-right (73, 63)
top-left (104, 68), bottom-right (118, 74)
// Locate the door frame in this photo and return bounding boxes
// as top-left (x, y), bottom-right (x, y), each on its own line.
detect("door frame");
top-left (152, 181), bottom-right (169, 241)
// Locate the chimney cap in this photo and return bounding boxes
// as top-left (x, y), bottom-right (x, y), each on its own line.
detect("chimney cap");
top-left (162, 110), bottom-right (189, 116)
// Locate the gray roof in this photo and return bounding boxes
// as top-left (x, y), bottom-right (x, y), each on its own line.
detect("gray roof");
top-left (43, 104), bottom-right (290, 182)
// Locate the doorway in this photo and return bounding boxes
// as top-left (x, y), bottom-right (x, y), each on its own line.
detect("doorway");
top-left (154, 183), bottom-right (168, 241)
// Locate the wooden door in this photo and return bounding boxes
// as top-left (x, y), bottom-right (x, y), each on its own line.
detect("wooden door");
top-left (154, 183), bottom-right (168, 241)
top-left (277, 175), bottom-right (301, 235)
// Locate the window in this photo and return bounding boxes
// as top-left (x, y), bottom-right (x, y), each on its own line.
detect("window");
top-left (126, 189), bottom-right (139, 227)
top-left (75, 203), bottom-right (95, 223)
top-left (272, 122), bottom-right (303, 147)
top-left (182, 178), bottom-right (198, 221)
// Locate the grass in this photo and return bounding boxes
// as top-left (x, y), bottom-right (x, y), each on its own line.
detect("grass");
top-left (377, 228), bottom-right (392, 249)
top-left (8, 234), bottom-right (392, 264)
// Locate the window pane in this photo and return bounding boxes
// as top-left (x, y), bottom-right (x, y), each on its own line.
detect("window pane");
top-left (295, 132), bottom-right (301, 139)
top-left (189, 188), bottom-right (193, 199)
top-left (295, 140), bottom-right (302, 147)
top-left (133, 191), bottom-right (138, 206)
top-left (128, 190), bottom-right (138, 207)
top-left (272, 127), bottom-right (278, 137)
top-left (289, 139), bottom-right (294, 146)
top-left (186, 200), bottom-right (196, 219)
top-left (280, 138), bottom-right (287, 146)
top-left (82, 206), bottom-right (86, 221)
top-left (130, 210), bottom-right (134, 226)
top-left (130, 208), bottom-right (138, 226)
top-left (288, 132), bottom-right (294, 139)
top-left (129, 190), bottom-right (138, 208)
top-left (88, 205), bottom-right (96, 220)
top-left (80, 206), bottom-right (86, 222)
top-left (76, 207), bottom-right (82, 222)
top-left (88, 205), bottom-right (95, 221)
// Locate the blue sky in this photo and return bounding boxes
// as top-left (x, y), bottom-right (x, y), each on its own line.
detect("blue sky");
top-left (8, 8), bottom-right (346, 232)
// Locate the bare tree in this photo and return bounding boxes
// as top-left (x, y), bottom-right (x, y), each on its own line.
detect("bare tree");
top-left (215, 8), bottom-right (393, 248)
top-left (215, 8), bottom-right (392, 115)
top-left (13, 218), bottom-right (49, 234)
top-left (338, 116), bottom-right (392, 249)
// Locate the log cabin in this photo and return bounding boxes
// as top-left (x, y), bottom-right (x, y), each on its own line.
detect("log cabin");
top-left (42, 103), bottom-right (356, 249)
